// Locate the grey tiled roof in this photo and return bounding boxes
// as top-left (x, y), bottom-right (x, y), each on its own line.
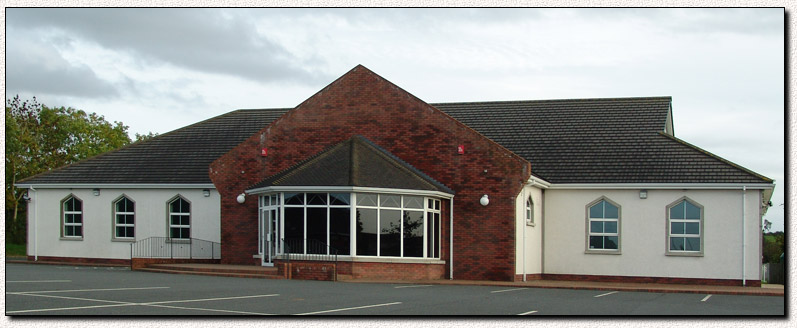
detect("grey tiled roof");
top-left (18, 97), bottom-right (771, 186)
top-left (18, 108), bottom-right (289, 185)
top-left (248, 135), bottom-right (454, 194)
top-left (432, 97), bottom-right (771, 184)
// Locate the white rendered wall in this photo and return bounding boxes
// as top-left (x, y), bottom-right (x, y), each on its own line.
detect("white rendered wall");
top-left (515, 185), bottom-right (543, 276)
top-left (26, 188), bottom-right (220, 260)
top-left (543, 188), bottom-right (763, 281)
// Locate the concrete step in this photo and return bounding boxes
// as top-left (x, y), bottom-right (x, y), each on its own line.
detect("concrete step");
top-left (147, 263), bottom-right (279, 276)
top-left (137, 267), bottom-right (285, 280)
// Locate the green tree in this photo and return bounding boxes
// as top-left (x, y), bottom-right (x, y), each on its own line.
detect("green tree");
top-left (5, 96), bottom-right (132, 243)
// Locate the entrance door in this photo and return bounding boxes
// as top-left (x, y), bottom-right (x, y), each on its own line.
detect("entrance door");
top-left (260, 208), bottom-right (279, 267)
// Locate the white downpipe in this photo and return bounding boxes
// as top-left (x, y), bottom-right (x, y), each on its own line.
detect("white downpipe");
top-left (742, 186), bottom-right (747, 286)
top-left (31, 186), bottom-right (38, 261)
top-left (449, 197), bottom-right (454, 280)
top-left (522, 192), bottom-right (527, 282)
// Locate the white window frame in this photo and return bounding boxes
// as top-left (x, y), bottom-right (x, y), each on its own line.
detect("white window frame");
top-left (61, 194), bottom-right (83, 240)
top-left (168, 195), bottom-right (191, 240)
top-left (112, 195), bottom-right (135, 241)
top-left (525, 195), bottom-right (535, 226)
top-left (666, 197), bottom-right (704, 256)
top-left (585, 197), bottom-right (621, 254)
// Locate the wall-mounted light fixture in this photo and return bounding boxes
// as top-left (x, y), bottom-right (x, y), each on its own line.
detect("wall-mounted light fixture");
top-left (639, 190), bottom-right (648, 199)
top-left (203, 189), bottom-right (210, 197)
top-left (236, 193), bottom-right (246, 204)
top-left (93, 188), bottom-right (100, 196)
top-left (480, 194), bottom-right (490, 206)
top-left (22, 192), bottom-right (30, 202)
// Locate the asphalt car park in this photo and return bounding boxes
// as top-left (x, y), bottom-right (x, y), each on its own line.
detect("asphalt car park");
top-left (4, 263), bottom-right (785, 316)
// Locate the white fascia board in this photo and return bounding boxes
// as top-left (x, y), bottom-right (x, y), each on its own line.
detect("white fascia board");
top-left (547, 183), bottom-right (774, 190)
top-left (526, 177), bottom-right (552, 189)
top-left (246, 186), bottom-right (454, 199)
top-left (14, 183), bottom-right (216, 189)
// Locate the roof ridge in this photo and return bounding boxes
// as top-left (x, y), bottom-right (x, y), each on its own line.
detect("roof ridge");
top-left (430, 96), bottom-right (672, 106)
top-left (656, 132), bottom-right (773, 183)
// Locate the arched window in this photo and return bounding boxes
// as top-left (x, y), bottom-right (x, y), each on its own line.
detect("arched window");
top-left (168, 196), bottom-right (190, 240)
top-left (525, 196), bottom-right (534, 226)
top-left (113, 196), bottom-right (135, 239)
top-left (586, 197), bottom-right (620, 252)
top-left (667, 198), bottom-right (703, 255)
top-left (62, 195), bottom-right (83, 239)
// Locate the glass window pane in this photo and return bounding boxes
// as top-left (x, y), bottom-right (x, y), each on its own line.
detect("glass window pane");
top-left (380, 209), bottom-right (401, 256)
top-left (74, 226), bottom-right (82, 237)
top-left (171, 215), bottom-right (181, 225)
top-left (356, 208), bottom-right (377, 256)
top-left (604, 236), bottom-right (619, 249)
top-left (427, 212), bottom-right (434, 258)
top-left (73, 198), bottom-right (82, 212)
top-left (671, 222), bottom-right (685, 234)
top-left (380, 195), bottom-right (400, 208)
top-left (180, 215), bottom-right (190, 226)
top-left (590, 221), bottom-right (603, 233)
top-left (330, 208), bottom-right (350, 255)
top-left (403, 211), bottom-right (424, 257)
top-left (434, 200), bottom-right (440, 210)
top-left (307, 193), bottom-right (327, 206)
top-left (356, 193), bottom-right (377, 207)
top-left (685, 237), bottom-right (701, 251)
top-left (284, 193), bottom-right (304, 205)
top-left (403, 196), bottom-right (423, 209)
top-left (433, 213), bottom-right (440, 258)
top-left (604, 221), bottom-right (617, 234)
top-left (116, 227), bottom-right (125, 238)
top-left (604, 203), bottom-right (618, 219)
top-left (329, 193), bottom-right (350, 206)
top-left (589, 236), bottom-right (603, 249)
top-left (685, 201), bottom-right (701, 220)
top-left (670, 202), bottom-right (685, 220)
top-left (670, 237), bottom-right (685, 251)
top-left (306, 208), bottom-right (327, 254)
top-left (685, 222), bottom-right (700, 235)
top-left (65, 226), bottom-right (74, 236)
top-left (589, 202), bottom-right (603, 218)
top-left (126, 227), bottom-right (135, 238)
top-left (74, 214), bottom-right (82, 224)
top-left (284, 207), bottom-right (304, 253)
top-left (271, 195), bottom-right (278, 205)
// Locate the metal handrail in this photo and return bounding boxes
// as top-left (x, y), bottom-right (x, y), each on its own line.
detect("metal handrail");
top-left (281, 238), bottom-right (339, 281)
top-left (130, 237), bottom-right (221, 259)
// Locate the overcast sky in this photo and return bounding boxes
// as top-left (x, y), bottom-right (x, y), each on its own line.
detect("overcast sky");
top-left (3, 8), bottom-right (786, 231)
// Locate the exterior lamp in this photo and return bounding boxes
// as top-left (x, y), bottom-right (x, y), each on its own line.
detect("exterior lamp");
top-left (639, 190), bottom-right (648, 199)
top-left (480, 194), bottom-right (490, 206)
top-left (22, 192), bottom-right (30, 202)
top-left (236, 193), bottom-right (246, 204)
top-left (93, 188), bottom-right (100, 196)
top-left (203, 189), bottom-right (210, 197)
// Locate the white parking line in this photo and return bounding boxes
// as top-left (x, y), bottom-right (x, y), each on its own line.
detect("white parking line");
top-left (491, 288), bottom-right (527, 293)
top-left (594, 291), bottom-right (618, 298)
top-left (701, 294), bottom-right (712, 302)
top-left (394, 285), bottom-right (433, 289)
top-left (6, 290), bottom-right (280, 315)
top-left (7, 280), bottom-right (72, 283)
top-left (9, 286), bottom-right (170, 294)
top-left (147, 304), bottom-right (273, 315)
top-left (296, 302), bottom-right (402, 315)
top-left (518, 310), bottom-right (538, 315)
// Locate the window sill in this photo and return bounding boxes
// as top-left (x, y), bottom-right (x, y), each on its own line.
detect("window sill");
top-left (60, 237), bottom-right (83, 241)
top-left (665, 251), bottom-right (704, 257)
top-left (584, 249), bottom-right (621, 255)
top-left (274, 255), bottom-right (445, 264)
top-left (165, 239), bottom-right (191, 244)
top-left (112, 238), bottom-right (136, 243)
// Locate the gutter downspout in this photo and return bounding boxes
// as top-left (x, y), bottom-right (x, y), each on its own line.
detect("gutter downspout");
top-left (523, 190), bottom-right (527, 282)
top-left (31, 186), bottom-right (37, 262)
top-left (742, 186), bottom-right (747, 286)
top-left (450, 197), bottom-right (454, 280)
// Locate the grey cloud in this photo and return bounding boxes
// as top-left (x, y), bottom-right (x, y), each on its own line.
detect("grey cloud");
top-left (6, 31), bottom-right (118, 98)
top-left (7, 8), bottom-right (331, 85)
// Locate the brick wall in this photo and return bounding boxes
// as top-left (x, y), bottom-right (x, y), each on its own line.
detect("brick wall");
top-left (130, 258), bottom-right (220, 270)
top-left (210, 65), bottom-right (530, 281)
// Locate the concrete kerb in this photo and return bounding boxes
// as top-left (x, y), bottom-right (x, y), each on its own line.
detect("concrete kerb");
top-left (5, 259), bottom-right (784, 297)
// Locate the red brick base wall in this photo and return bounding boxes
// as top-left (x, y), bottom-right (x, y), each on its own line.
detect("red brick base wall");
top-left (275, 260), bottom-right (444, 281)
top-left (130, 258), bottom-right (220, 270)
top-left (26, 256), bottom-right (130, 266)
top-left (282, 260), bottom-right (336, 281)
top-left (541, 273), bottom-right (761, 287)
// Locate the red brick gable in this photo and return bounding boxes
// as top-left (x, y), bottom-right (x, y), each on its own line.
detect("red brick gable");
top-left (210, 65), bottom-right (531, 280)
